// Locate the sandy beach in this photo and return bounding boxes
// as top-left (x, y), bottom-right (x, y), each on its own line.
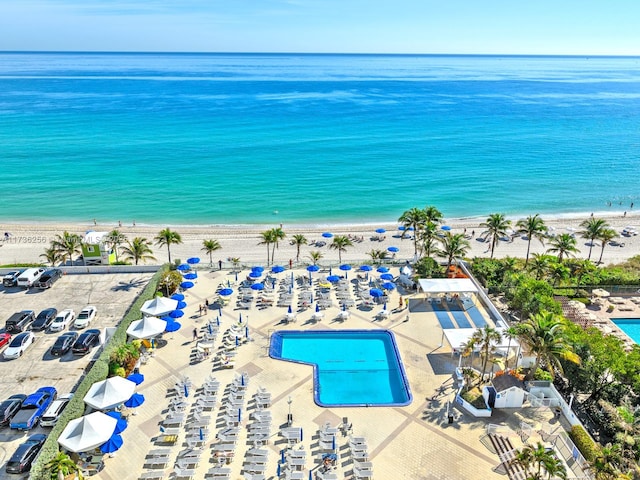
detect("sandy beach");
top-left (1, 212), bottom-right (640, 267)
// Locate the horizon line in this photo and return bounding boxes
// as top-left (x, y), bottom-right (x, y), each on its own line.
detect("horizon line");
top-left (1, 50), bottom-right (639, 58)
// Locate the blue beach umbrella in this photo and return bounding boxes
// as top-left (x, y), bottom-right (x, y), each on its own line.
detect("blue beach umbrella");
top-left (170, 293), bottom-right (185, 301)
top-left (219, 288), bottom-right (233, 296)
top-left (281, 449), bottom-right (285, 464)
top-left (287, 305), bottom-right (292, 314)
top-left (208, 323), bottom-right (213, 335)
top-left (382, 282), bottom-right (396, 290)
top-left (380, 273), bottom-right (394, 281)
top-left (239, 313), bottom-right (243, 323)
top-left (359, 265), bottom-right (372, 272)
top-left (187, 257), bottom-right (200, 264)
top-left (100, 434), bottom-right (123, 454)
top-left (176, 264), bottom-right (190, 271)
top-left (160, 315), bottom-right (172, 322)
top-left (339, 264), bottom-right (351, 279)
top-left (307, 265), bottom-right (320, 272)
top-left (370, 288), bottom-right (384, 298)
top-left (216, 316), bottom-right (220, 326)
top-left (105, 411), bottom-right (128, 434)
top-left (398, 226), bottom-right (406, 231)
top-left (124, 392), bottom-right (145, 408)
top-left (322, 232), bottom-right (333, 238)
top-left (169, 309), bottom-right (184, 318)
top-left (180, 281), bottom-right (194, 289)
top-left (375, 228), bottom-right (386, 234)
top-left (377, 266), bottom-right (389, 273)
top-left (184, 384), bottom-right (189, 397)
top-left (249, 270), bottom-right (262, 279)
top-left (327, 275), bottom-right (340, 283)
top-left (245, 326), bottom-right (249, 339)
top-left (441, 225), bottom-right (451, 231)
top-left (176, 300), bottom-right (187, 309)
top-left (309, 471), bottom-right (313, 480)
top-left (252, 266), bottom-right (264, 273)
top-left (126, 373), bottom-right (144, 385)
top-left (271, 265), bottom-right (285, 273)
top-left (251, 283), bottom-right (265, 291)
top-left (183, 272), bottom-right (197, 280)
top-left (383, 302), bottom-right (387, 310)
top-left (165, 321), bottom-right (181, 332)
top-left (199, 427), bottom-right (204, 441)
top-left (387, 246), bottom-right (399, 253)
top-left (277, 464), bottom-right (281, 477)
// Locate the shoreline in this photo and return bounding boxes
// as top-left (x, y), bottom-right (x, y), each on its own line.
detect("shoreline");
top-left (2, 211), bottom-right (640, 267)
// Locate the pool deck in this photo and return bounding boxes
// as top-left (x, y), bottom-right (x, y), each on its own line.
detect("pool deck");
top-left (91, 268), bottom-right (565, 480)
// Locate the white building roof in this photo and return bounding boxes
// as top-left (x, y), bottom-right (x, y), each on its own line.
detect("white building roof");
top-left (418, 278), bottom-right (478, 294)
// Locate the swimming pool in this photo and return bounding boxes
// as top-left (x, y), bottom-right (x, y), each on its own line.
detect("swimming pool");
top-left (611, 318), bottom-right (640, 344)
top-left (269, 330), bottom-right (412, 407)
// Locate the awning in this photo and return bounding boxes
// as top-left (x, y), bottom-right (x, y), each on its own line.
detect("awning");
top-left (418, 278), bottom-right (478, 294)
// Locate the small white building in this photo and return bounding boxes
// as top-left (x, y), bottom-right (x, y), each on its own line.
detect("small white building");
top-left (487, 373), bottom-right (527, 409)
top-left (82, 231), bottom-right (115, 266)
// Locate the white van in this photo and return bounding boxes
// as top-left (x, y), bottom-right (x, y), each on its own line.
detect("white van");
top-left (16, 267), bottom-right (46, 288)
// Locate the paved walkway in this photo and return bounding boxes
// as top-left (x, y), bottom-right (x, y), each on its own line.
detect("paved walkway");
top-left (91, 268), bottom-right (557, 480)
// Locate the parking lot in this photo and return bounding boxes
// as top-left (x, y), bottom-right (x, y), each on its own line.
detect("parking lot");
top-left (0, 271), bottom-right (154, 472)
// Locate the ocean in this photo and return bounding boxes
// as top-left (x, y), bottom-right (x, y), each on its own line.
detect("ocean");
top-left (1, 52), bottom-right (640, 226)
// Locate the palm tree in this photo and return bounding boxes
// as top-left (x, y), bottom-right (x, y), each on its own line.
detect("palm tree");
top-left (503, 325), bottom-right (520, 370)
top-left (121, 237), bottom-right (156, 265)
top-left (515, 311), bottom-right (581, 381)
top-left (201, 239), bottom-right (221, 266)
top-left (590, 443), bottom-right (622, 480)
top-left (45, 451), bottom-right (84, 480)
top-left (516, 214), bottom-right (547, 265)
top-left (154, 228), bottom-right (182, 264)
top-left (330, 235), bottom-right (353, 264)
top-left (367, 249), bottom-right (388, 265)
top-left (548, 263), bottom-right (570, 287)
top-left (291, 234), bottom-right (308, 263)
top-left (421, 221), bottom-right (440, 258)
top-left (469, 326), bottom-right (502, 383)
top-left (437, 232), bottom-right (470, 270)
top-left (579, 218), bottom-right (610, 261)
top-left (528, 253), bottom-right (551, 280)
top-left (107, 228), bottom-right (126, 262)
top-left (308, 250), bottom-right (323, 265)
top-left (230, 257), bottom-right (241, 271)
top-left (398, 207), bottom-right (426, 255)
top-left (546, 233), bottom-right (579, 263)
top-left (269, 227), bottom-right (286, 265)
top-left (596, 228), bottom-right (617, 264)
top-left (423, 205), bottom-right (443, 224)
top-left (51, 231), bottom-right (82, 266)
top-left (511, 442), bottom-right (568, 480)
top-left (158, 270), bottom-right (183, 297)
top-left (40, 246), bottom-right (63, 266)
top-left (480, 213), bottom-right (511, 259)
top-left (259, 230), bottom-right (275, 265)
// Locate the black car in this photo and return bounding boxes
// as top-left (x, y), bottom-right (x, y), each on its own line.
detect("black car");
top-left (2, 270), bottom-right (25, 287)
top-left (50, 331), bottom-right (78, 357)
top-left (0, 394), bottom-right (27, 428)
top-left (72, 329), bottom-right (101, 355)
top-left (5, 310), bottom-right (36, 334)
top-left (34, 268), bottom-right (62, 289)
top-left (5, 433), bottom-right (47, 474)
top-left (31, 308), bottom-right (58, 332)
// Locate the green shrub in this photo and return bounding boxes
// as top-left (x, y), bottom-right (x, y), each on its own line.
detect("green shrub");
top-left (569, 425), bottom-right (598, 462)
top-left (533, 368), bottom-right (553, 381)
top-left (30, 266), bottom-right (165, 480)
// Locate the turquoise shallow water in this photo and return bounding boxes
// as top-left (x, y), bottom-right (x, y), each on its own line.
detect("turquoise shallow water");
top-left (2, 53), bottom-right (640, 225)
top-left (276, 330), bottom-right (410, 406)
top-left (611, 319), bottom-right (640, 344)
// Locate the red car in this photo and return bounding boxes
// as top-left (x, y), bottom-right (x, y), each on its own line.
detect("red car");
top-left (0, 333), bottom-right (11, 349)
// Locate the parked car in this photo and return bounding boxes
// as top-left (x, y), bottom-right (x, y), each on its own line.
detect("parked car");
top-left (49, 309), bottom-right (75, 332)
top-left (74, 306), bottom-right (97, 329)
top-left (5, 433), bottom-right (47, 474)
top-left (33, 268), bottom-right (63, 289)
top-left (31, 308), bottom-right (58, 331)
top-left (5, 310), bottom-right (36, 333)
top-left (16, 267), bottom-right (46, 288)
top-left (10, 386), bottom-right (57, 430)
top-left (2, 269), bottom-right (25, 287)
top-left (50, 331), bottom-right (78, 357)
top-left (0, 394), bottom-right (27, 427)
top-left (40, 393), bottom-right (74, 427)
top-left (3, 331), bottom-right (35, 360)
top-left (72, 329), bottom-right (101, 355)
top-left (0, 332), bottom-right (11, 350)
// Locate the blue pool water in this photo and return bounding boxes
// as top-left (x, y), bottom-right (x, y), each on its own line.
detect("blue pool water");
top-left (270, 330), bottom-right (412, 407)
top-left (611, 319), bottom-right (640, 344)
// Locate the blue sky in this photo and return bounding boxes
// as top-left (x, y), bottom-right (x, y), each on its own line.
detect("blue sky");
top-left (0, 0), bottom-right (638, 54)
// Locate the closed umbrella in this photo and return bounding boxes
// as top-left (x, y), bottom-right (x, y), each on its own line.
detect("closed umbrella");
top-left (219, 288), bottom-right (233, 296)
top-left (180, 281), bottom-right (194, 289)
top-left (315, 303), bottom-right (320, 313)
top-left (99, 433), bottom-right (123, 454)
top-left (287, 305), bottom-right (292, 314)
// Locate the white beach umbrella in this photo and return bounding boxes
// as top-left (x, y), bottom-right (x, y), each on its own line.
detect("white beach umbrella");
top-left (84, 377), bottom-right (137, 411)
top-left (140, 297), bottom-right (179, 317)
top-left (58, 411), bottom-right (117, 453)
top-left (592, 288), bottom-right (610, 298)
top-left (126, 316), bottom-right (166, 339)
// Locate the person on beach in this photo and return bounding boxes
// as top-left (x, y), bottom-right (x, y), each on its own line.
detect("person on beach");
top-left (193, 328), bottom-right (198, 341)
top-left (218, 259), bottom-right (222, 270)
top-left (205, 299), bottom-right (209, 310)
top-left (118, 220), bottom-right (122, 227)
top-left (399, 296), bottom-right (403, 310)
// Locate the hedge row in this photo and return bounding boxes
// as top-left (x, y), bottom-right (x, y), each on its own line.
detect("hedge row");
top-left (30, 267), bottom-right (165, 480)
top-left (568, 424), bottom-right (598, 462)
